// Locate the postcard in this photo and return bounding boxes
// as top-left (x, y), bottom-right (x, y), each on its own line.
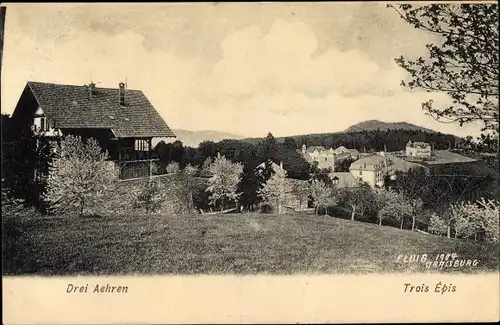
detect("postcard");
top-left (1, 2), bottom-right (499, 324)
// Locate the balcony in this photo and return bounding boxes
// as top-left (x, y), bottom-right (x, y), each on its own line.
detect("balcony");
top-left (118, 150), bottom-right (158, 162)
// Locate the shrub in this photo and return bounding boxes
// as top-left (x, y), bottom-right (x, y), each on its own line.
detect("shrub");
top-left (166, 162), bottom-right (180, 174)
top-left (134, 179), bottom-right (167, 214)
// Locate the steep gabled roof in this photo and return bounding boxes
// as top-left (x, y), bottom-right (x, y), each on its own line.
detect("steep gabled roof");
top-left (306, 146), bottom-right (326, 153)
top-left (390, 156), bottom-right (429, 173)
top-left (255, 160), bottom-right (284, 173)
top-left (329, 172), bottom-right (357, 188)
top-left (407, 141), bottom-right (430, 148)
top-left (16, 81), bottom-right (176, 138)
top-left (349, 154), bottom-right (387, 171)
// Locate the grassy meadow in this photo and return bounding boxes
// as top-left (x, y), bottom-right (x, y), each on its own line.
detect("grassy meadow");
top-left (3, 211), bottom-right (498, 276)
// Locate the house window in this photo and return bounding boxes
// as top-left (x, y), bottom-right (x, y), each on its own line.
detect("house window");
top-left (135, 139), bottom-right (150, 151)
top-left (34, 116), bottom-right (49, 132)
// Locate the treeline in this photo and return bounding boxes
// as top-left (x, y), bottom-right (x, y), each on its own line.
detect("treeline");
top-left (154, 133), bottom-right (316, 210)
top-left (242, 129), bottom-right (460, 152)
top-left (155, 133), bottom-right (312, 180)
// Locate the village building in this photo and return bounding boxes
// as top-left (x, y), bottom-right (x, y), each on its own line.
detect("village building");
top-left (406, 139), bottom-right (432, 159)
top-left (329, 172), bottom-right (358, 188)
top-left (349, 152), bottom-right (429, 188)
top-left (349, 155), bottom-right (394, 188)
top-left (300, 145), bottom-right (336, 170)
top-left (333, 146), bottom-right (360, 160)
top-left (10, 81), bottom-right (176, 180)
top-left (299, 144), bottom-right (359, 171)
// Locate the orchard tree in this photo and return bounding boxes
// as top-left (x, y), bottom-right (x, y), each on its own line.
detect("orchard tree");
top-left (258, 167), bottom-right (291, 215)
top-left (44, 135), bottom-right (116, 216)
top-left (453, 198), bottom-right (499, 243)
top-left (292, 180), bottom-right (310, 211)
top-left (200, 157), bottom-right (213, 177)
top-left (390, 4), bottom-right (499, 136)
top-left (394, 198), bottom-right (414, 230)
top-left (428, 212), bottom-right (450, 237)
top-left (309, 179), bottom-right (332, 216)
top-left (340, 183), bottom-right (372, 221)
top-left (392, 167), bottom-right (430, 229)
top-left (135, 178), bottom-right (166, 214)
top-left (409, 197), bottom-right (424, 231)
top-left (372, 188), bottom-right (409, 226)
top-left (205, 153), bottom-right (244, 212)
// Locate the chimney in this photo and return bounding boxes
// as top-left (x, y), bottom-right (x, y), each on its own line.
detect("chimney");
top-left (88, 82), bottom-right (96, 97)
top-left (280, 161), bottom-right (283, 169)
top-left (119, 82), bottom-right (126, 106)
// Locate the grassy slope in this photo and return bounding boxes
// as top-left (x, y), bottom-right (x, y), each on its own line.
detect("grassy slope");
top-left (3, 212), bottom-right (497, 276)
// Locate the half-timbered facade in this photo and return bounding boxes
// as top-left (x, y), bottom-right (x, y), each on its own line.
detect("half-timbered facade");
top-left (10, 81), bottom-right (176, 180)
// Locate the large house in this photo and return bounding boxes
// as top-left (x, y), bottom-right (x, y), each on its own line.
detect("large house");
top-left (349, 155), bottom-right (394, 188)
top-left (10, 81), bottom-right (176, 180)
top-left (333, 146), bottom-right (360, 160)
top-left (349, 152), bottom-right (428, 188)
top-left (406, 139), bottom-right (432, 159)
top-left (299, 144), bottom-right (358, 171)
top-left (300, 145), bottom-right (336, 170)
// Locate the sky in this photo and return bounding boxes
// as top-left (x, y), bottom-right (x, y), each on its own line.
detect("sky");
top-left (0, 3), bottom-right (484, 138)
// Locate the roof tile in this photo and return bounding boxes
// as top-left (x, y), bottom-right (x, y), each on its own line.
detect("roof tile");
top-left (27, 81), bottom-right (176, 138)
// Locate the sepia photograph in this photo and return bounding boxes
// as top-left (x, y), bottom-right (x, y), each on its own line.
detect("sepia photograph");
top-left (1, 1), bottom-right (499, 323)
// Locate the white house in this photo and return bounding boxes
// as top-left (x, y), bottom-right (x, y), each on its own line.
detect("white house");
top-left (349, 155), bottom-right (394, 188)
top-left (406, 139), bottom-right (432, 159)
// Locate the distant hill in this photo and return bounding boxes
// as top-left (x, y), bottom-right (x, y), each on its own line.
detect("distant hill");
top-left (168, 129), bottom-right (244, 148)
top-left (240, 120), bottom-right (462, 151)
top-left (345, 120), bottom-right (436, 133)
